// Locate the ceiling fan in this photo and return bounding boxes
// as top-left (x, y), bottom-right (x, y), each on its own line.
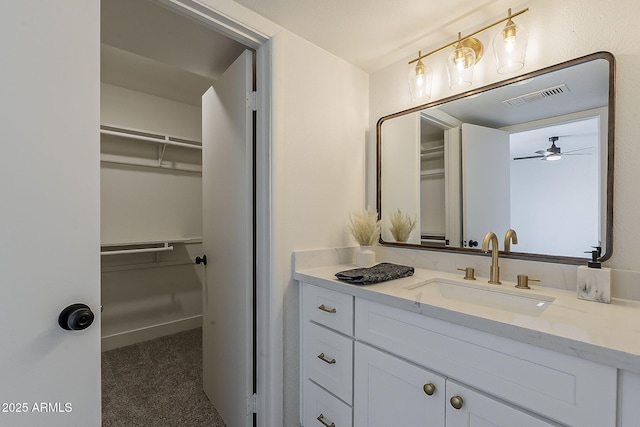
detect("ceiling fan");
top-left (513, 136), bottom-right (593, 161)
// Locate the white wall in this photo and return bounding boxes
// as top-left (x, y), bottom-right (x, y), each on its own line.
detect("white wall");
top-left (100, 83), bottom-right (204, 349)
top-left (369, 0), bottom-right (640, 298)
top-left (270, 31), bottom-right (369, 427)
top-left (101, 83), bottom-right (202, 140)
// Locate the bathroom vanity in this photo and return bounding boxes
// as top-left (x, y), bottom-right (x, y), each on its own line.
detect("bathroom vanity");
top-left (295, 262), bottom-right (640, 427)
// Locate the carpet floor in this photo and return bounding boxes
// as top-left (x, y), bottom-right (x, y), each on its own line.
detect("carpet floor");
top-left (102, 328), bottom-right (226, 427)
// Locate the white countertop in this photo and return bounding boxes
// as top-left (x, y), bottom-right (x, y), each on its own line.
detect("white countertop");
top-left (294, 264), bottom-right (640, 374)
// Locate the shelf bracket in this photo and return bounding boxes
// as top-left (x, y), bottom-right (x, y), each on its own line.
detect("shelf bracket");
top-left (158, 138), bottom-right (168, 166)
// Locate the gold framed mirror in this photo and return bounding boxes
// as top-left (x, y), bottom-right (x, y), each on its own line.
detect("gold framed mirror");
top-left (377, 52), bottom-right (615, 264)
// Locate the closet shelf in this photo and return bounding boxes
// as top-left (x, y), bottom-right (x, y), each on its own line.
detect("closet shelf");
top-left (100, 124), bottom-right (202, 150)
top-left (421, 168), bottom-right (445, 178)
top-left (100, 237), bottom-right (203, 256)
top-left (100, 124), bottom-right (203, 173)
top-left (420, 145), bottom-right (444, 158)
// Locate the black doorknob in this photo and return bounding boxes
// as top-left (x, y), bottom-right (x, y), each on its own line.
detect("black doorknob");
top-left (58, 303), bottom-right (95, 331)
top-left (195, 255), bottom-right (207, 265)
top-left (468, 240), bottom-right (478, 247)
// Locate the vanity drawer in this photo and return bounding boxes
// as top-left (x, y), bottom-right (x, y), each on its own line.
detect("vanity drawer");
top-left (355, 297), bottom-right (617, 427)
top-left (303, 322), bottom-right (353, 404)
top-left (303, 380), bottom-right (352, 427)
top-left (303, 283), bottom-right (354, 335)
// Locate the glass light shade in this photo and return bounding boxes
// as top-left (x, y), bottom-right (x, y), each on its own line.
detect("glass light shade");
top-left (408, 59), bottom-right (432, 102)
top-left (446, 45), bottom-right (476, 90)
top-left (493, 20), bottom-right (529, 74)
top-left (546, 154), bottom-right (561, 161)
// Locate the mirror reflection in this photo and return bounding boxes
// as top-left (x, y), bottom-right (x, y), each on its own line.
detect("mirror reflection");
top-left (378, 52), bottom-right (614, 262)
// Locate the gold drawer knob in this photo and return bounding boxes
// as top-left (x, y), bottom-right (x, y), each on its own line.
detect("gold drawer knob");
top-left (317, 413), bottom-right (335, 427)
top-left (423, 383), bottom-right (436, 395)
top-left (318, 304), bottom-right (337, 313)
top-left (450, 395), bottom-right (464, 410)
top-left (317, 353), bottom-right (336, 364)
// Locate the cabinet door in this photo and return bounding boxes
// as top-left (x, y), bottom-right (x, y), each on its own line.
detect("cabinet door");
top-left (354, 342), bottom-right (445, 427)
top-left (445, 380), bottom-right (558, 427)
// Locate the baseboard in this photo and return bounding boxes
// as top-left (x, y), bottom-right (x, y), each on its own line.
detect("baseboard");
top-left (101, 315), bottom-right (203, 352)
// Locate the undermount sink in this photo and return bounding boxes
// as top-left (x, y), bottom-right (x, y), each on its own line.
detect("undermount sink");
top-left (405, 278), bottom-right (555, 315)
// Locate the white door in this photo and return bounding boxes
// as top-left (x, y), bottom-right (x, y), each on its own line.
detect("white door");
top-left (380, 112), bottom-right (421, 244)
top-left (201, 50), bottom-right (254, 427)
top-left (0, 1), bottom-right (101, 426)
top-left (354, 342), bottom-right (446, 427)
top-left (445, 380), bottom-right (556, 427)
top-left (462, 124), bottom-right (511, 248)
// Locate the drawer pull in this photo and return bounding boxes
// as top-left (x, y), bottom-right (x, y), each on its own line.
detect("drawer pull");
top-left (318, 304), bottom-right (337, 313)
top-left (317, 413), bottom-right (335, 427)
top-left (423, 383), bottom-right (436, 396)
top-left (317, 353), bottom-right (336, 364)
top-left (450, 395), bottom-right (464, 410)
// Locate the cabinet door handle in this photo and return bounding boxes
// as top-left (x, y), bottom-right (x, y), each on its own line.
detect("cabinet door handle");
top-left (423, 383), bottom-right (436, 396)
top-left (318, 304), bottom-right (336, 313)
top-left (450, 395), bottom-right (464, 410)
top-left (317, 413), bottom-right (335, 427)
top-left (317, 353), bottom-right (336, 364)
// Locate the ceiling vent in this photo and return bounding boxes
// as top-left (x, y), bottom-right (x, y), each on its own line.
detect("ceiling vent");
top-left (501, 84), bottom-right (570, 107)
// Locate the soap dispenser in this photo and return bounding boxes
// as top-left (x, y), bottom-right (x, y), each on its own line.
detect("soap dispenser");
top-left (577, 246), bottom-right (611, 303)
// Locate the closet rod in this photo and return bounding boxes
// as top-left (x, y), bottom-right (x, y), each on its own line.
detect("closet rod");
top-left (100, 129), bottom-right (202, 150)
top-left (100, 243), bottom-right (174, 256)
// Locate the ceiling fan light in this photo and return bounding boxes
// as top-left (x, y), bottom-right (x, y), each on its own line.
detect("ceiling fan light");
top-left (546, 153), bottom-right (562, 161)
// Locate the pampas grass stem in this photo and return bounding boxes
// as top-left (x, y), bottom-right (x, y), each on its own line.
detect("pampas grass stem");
top-left (389, 208), bottom-right (417, 242)
top-left (349, 207), bottom-right (381, 246)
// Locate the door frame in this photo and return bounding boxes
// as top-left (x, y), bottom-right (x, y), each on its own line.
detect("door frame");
top-left (157, 1), bottom-right (278, 426)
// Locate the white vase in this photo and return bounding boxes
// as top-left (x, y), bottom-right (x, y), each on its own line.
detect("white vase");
top-left (356, 246), bottom-right (376, 268)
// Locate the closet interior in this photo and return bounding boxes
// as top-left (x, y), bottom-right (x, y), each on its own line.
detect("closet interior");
top-left (100, 0), bottom-right (246, 350)
top-left (419, 117), bottom-right (446, 246)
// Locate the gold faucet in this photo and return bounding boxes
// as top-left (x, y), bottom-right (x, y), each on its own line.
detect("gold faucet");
top-left (482, 232), bottom-right (501, 284)
top-left (504, 229), bottom-right (518, 253)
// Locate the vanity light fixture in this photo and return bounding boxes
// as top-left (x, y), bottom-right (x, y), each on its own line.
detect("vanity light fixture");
top-left (493, 8), bottom-right (529, 74)
top-left (408, 7), bottom-right (529, 94)
top-left (408, 51), bottom-right (433, 102)
top-left (446, 33), bottom-right (480, 90)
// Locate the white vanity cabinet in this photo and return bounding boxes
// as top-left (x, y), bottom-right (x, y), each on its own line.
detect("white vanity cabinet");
top-left (300, 282), bottom-right (619, 427)
top-left (355, 297), bottom-right (616, 427)
top-left (354, 342), bottom-right (557, 427)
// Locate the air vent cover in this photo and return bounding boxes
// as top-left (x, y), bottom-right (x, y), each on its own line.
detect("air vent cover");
top-left (501, 84), bottom-right (570, 107)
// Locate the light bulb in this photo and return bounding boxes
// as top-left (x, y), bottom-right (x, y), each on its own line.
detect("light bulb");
top-left (505, 36), bottom-right (516, 53)
top-left (501, 21), bottom-right (518, 53)
top-left (447, 43), bottom-right (475, 90)
top-left (408, 57), bottom-right (432, 102)
top-left (415, 61), bottom-right (425, 87)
